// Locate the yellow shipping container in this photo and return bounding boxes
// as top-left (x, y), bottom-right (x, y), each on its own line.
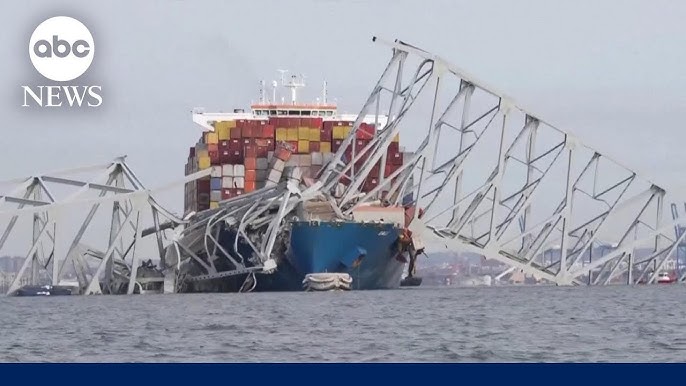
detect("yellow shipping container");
top-left (320, 142), bottom-right (332, 153)
top-left (198, 156), bottom-right (211, 170)
top-left (309, 127), bottom-right (321, 142)
top-left (196, 149), bottom-right (209, 158)
top-left (393, 133), bottom-right (400, 143)
top-left (217, 126), bottom-right (230, 140)
top-left (205, 132), bottom-right (218, 144)
top-left (210, 202), bottom-right (219, 209)
top-left (333, 126), bottom-right (346, 140)
top-left (298, 140), bottom-right (310, 154)
top-left (287, 128), bottom-right (299, 141)
top-left (298, 126), bottom-right (309, 140)
top-left (276, 128), bottom-right (288, 141)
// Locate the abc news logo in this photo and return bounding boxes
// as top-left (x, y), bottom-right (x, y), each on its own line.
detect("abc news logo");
top-left (22, 16), bottom-right (102, 107)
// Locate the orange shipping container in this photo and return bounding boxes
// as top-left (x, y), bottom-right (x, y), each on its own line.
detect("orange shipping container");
top-left (244, 157), bottom-right (257, 170)
top-left (244, 181), bottom-right (256, 192)
top-left (245, 169), bottom-right (257, 182)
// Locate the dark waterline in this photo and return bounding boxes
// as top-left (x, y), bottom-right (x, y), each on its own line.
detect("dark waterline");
top-left (1, 285), bottom-right (684, 362)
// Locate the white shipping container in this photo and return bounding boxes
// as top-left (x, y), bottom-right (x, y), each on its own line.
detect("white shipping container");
top-left (222, 177), bottom-right (234, 188)
top-left (234, 164), bottom-right (245, 177)
top-left (299, 155), bottom-right (312, 167)
top-left (323, 153), bottom-right (334, 164)
top-left (267, 151), bottom-right (274, 160)
top-left (271, 159), bottom-right (285, 172)
top-left (211, 166), bottom-right (222, 178)
top-left (286, 155), bottom-right (299, 167)
top-left (265, 179), bottom-right (278, 187)
top-left (256, 158), bottom-right (269, 170)
top-left (311, 152), bottom-right (323, 166)
top-left (234, 177), bottom-right (245, 189)
top-left (222, 164), bottom-right (234, 177)
top-left (256, 170), bottom-right (268, 181)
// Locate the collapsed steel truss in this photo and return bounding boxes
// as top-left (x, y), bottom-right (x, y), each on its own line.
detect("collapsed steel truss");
top-left (3, 38), bottom-right (685, 294)
top-left (0, 157), bottom-right (206, 295)
top-left (317, 38), bottom-right (686, 285)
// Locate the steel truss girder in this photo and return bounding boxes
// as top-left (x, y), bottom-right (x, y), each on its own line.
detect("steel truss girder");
top-left (0, 158), bottom-right (200, 295)
top-left (318, 37), bottom-right (686, 286)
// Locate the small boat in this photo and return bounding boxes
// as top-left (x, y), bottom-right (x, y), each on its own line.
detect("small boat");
top-left (656, 271), bottom-right (676, 284)
top-left (302, 273), bottom-right (352, 291)
top-left (14, 285), bottom-right (73, 296)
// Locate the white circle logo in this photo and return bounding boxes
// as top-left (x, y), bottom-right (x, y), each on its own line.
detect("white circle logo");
top-left (28, 16), bottom-right (94, 82)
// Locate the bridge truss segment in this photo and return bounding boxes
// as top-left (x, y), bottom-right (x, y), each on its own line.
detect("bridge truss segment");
top-left (0, 157), bottom-right (204, 295)
top-left (319, 38), bottom-right (686, 285)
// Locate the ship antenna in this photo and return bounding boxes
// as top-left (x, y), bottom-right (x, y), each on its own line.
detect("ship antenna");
top-left (322, 81), bottom-right (328, 105)
top-left (271, 80), bottom-right (278, 104)
top-left (259, 80), bottom-right (266, 104)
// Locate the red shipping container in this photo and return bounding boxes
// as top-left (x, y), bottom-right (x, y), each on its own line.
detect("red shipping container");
top-left (209, 151), bottom-right (220, 165)
top-left (230, 127), bottom-right (242, 139)
top-left (389, 151), bottom-right (404, 165)
top-left (232, 188), bottom-right (244, 197)
top-left (388, 141), bottom-right (400, 154)
top-left (364, 177), bottom-right (379, 192)
top-left (309, 141), bottom-right (320, 152)
top-left (245, 181), bottom-right (256, 193)
top-left (197, 178), bottom-right (211, 192)
top-left (256, 146), bottom-right (269, 157)
top-left (229, 139), bottom-right (242, 150)
top-left (268, 117), bottom-right (279, 127)
top-left (262, 124), bottom-right (275, 138)
top-left (332, 139), bottom-right (344, 152)
top-left (230, 151), bottom-right (243, 164)
top-left (236, 119), bottom-right (247, 129)
top-left (265, 138), bottom-right (275, 150)
top-left (275, 146), bottom-right (292, 162)
top-left (243, 138), bottom-right (254, 146)
top-left (323, 121), bottom-right (334, 130)
top-left (355, 123), bottom-right (371, 140)
top-left (289, 118), bottom-right (301, 128)
top-left (384, 164), bottom-right (400, 178)
top-left (207, 143), bottom-right (218, 152)
top-left (244, 157), bottom-right (257, 170)
top-left (320, 126), bottom-right (332, 142)
top-left (355, 139), bottom-right (369, 149)
top-left (220, 150), bottom-right (231, 164)
top-left (245, 169), bottom-right (257, 182)
top-left (243, 126), bottom-right (254, 138)
top-left (244, 145), bottom-right (257, 158)
top-left (219, 140), bottom-right (230, 149)
top-left (311, 117), bottom-right (323, 128)
top-left (222, 189), bottom-right (233, 199)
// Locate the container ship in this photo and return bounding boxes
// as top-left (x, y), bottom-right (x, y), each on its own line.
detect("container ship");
top-left (179, 74), bottom-right (422, 292)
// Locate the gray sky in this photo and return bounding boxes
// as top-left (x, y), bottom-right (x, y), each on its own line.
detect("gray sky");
top-left (1, 0), bottom-right (686, 253)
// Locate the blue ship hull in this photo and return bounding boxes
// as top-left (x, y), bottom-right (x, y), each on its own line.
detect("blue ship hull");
top-left (184, 220), bottom-right (406, 292)
top-left (287, 221), bottom-right (405, 290)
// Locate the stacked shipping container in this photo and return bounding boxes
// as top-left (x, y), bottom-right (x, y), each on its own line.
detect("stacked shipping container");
top-left (184, 117), bottom-right (402, 213)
